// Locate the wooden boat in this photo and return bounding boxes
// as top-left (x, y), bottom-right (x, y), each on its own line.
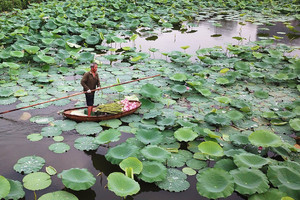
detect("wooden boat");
top-left (62, 101), bottom-right (141, 122)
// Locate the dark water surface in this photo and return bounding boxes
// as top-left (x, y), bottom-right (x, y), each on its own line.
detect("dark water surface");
top-left (0, 20), bottom-right (299, 200)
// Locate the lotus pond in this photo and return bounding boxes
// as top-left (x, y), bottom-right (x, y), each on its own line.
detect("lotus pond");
top-left (0, 0), bottom-right (300, 200)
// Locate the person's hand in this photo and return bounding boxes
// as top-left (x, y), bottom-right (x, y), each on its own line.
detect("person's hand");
top-left (87, 89), bottom-right (91, 93)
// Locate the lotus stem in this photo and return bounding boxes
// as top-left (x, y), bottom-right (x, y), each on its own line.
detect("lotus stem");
top-left (34, 191), bottom-right (37, 200)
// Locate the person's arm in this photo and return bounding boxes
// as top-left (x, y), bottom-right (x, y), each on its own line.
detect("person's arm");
top-left (81, 73), bottom-right (90, 91)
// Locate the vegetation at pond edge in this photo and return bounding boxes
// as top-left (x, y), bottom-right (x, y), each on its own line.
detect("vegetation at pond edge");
top-left (0, 0), bottom-right (299, 200)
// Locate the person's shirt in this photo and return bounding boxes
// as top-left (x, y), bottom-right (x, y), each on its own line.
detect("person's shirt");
top-left (81, 71), bottom-right (100, 92)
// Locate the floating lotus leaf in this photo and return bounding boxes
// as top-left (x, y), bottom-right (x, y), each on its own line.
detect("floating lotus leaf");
top-left (140, 83), bottom-right (162, 99)
top-left (174, 127), bottom-right (198, 142)
top-left (46, 166), bottom-right (57, 176)
top-left (38, 55), bottom-right (55, 64)
top-left (177, 119), bottom-right (197, 128)
top-left (0, 88), bottom-right (13, 97)
top-left (226, 110), bottom-right (244, 121)
top-left (248, 72), bottom-right (265, 78)
top-left (198, 141), bottom-right (224, 157)
top-left (249, 129), bottom-right (282, 147)
top-left (23, 45), bottom-right (40, 54)
top-left (10, 51), bottom-right (24, 58)
top-left (74, 136), bottom-right (99, 151)
top-left (53, 136), bottom-right (64, 142)
top-left (254, 90), bottom-right (269, 99)
top-left (14, 89), bottom-right (27, 97)
top-left (38, 191), bottom-right (78, 200)
top-left (234, 61), bottom-right (250, 72)
top-left (136, 129), bottom-right (163, 145)
top-left (41, 126), bottom-right (62, 137)
top-left (0, 97), bottom-right (17, 105)
top-left (13, 155), bottom-right (45, 174)
top-left (105, 143), bottom-right (139, 164)
top-left (49, 143), bottom-right (70, 154)
top-left (107, 172), bottom-right (140, 198)
top-left (233, 153), bottom-right (269, 168)
top-left (58, 168), bottom-right (96, 191)
top-left (224, 148), bottom-right (248, 157)
top-left (214, 158), bottom-right (237, 171)
top-left (23, 172), bottom-right (51, 191)
top-left (249, 188), bottom-right (289, 200)
top-left (230, 168), bottom-right (269, 195)
top-left (76, 122), bottom-right (102, 135)
top-left (197, 168), bottom-right (234, 199)
top-left (166, 153), bottom-right (186, 168)
top-left (267, 165), bottom-right (300, 199)
top-left (171, 84), bottom-right (188, 93)
top-left (230, 134), bottom-right (250, 145)
top-left (262, 111), bottom-right (278, 119)
top-left (0, 176), bottom-right (10, 199)
top-left (27, 133), bottom-right (43, 142)
top-left (194, 86), bottom-right (212, 97)
top-left (216, 77), bottom-right (230, 85)
top-left (277, 111), bottom-right (296, 119)
top-left (157, 117), bottom-right (176, 126)
top-left (289, 118), bottom-right (300, 131)
top-left (79, 52), bottom-right (94, 63)
top-left (182, 167), bottom-right (196, 176)
top-left (119, 157), bottom-right (143, 175)
top-left (4, 179), bottom-right (25, 200)
top-left (86, 35), bottom-right (100, 45)
top-left (30, 116), bottom-right (54, 124)
top-left (141, 145), bottom-right (171, 162)
top-left (99, 119), bottom-right (122, 128)
top-left (204, 113), bottom-right (231, 126)
top-left (186, 159), bottom-right (207, 170)
top-left (156, 168), bottom-right (190, 192)
top-left (53, 120), bottom-right (76, 131)
top-left (94, 129), bottom-right (121, 144)
top-left (215, 96), bottom-right (231, 104)
top-left (170, 73), bottom-right (187, 82)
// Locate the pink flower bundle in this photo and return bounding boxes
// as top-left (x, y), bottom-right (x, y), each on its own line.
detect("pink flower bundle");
top-left (120, 99), bottom-right (139, 111)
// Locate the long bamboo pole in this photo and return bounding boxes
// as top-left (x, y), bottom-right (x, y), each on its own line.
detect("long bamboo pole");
top-left (0, 74), bottom-right (160, 115)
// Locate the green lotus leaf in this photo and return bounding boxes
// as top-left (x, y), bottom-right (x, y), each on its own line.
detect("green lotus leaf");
top-left (23, 172), bottom-right (51, 191)
top-left (0, 88), bottom-right (14, 97)
top-left (214, 96), bottom-right (231, 104)
top-left (136, 128), bottom-right (163, 145)
top-left (138, 161), bottom-right (167, 183)
top-left (233, 153), bottom-right (269, 168)
top-left (197, 168), bottom-right (234, 199)
top-left (14, 89), bottom-right (28, 97)
top-left (182, 167), bottom-right (196, 176)
top-left (86, 35), bottom-right (100, 45)
top-left (0, 176), bottom-right (10, 199)
top-left (267, 165), bottom-right (300, 199)
top-left (249, 129), bottom-right (282, 147)
top-left (177, 119), bottom-right (197, 128)
top-left (119, 157), bottom-right (143, 175)
top-left (53, 136), bottom-right (64, 142)
top-left (27, 133), bottom-right (43, 142)
top-left (13, 155), bottom-right (45, 174)
top-left (46, 166), bottom-right (57, 176)
top-left (234, 61), bottom-right (250, 72)
top-left (230, 168), bottom-right (269, 195)
top-left (4, 179), bottom-right (25, 200)
top-left (53, 39), bottom-right (66, 47)
top-left (216, 77), bottom-right (230, 85)
top-left (1, 62), bottom-right (20, 69)
top-left (230, 133), bottom-right (250, 145)
top-left (156, 168), bottom-right (190, 192)
top-left (99, 119), bottom-right (122, 128)
top-left (107, 172), bottom-right (140, 198)
top-left (74, 136), bottom-right (99, 151)
top-left (140, 83), bottom-right (162, 99)
top-left (53, 120), bottom-right (76, 131)
top-left (174, 127), bottom-right (198, 142)
top-left (49, 143), bottom-right (70, 154)
top-left (157, 117), bottom-right (176, 126)
top-left (204, 113), bottom-right (231, 126)
top-left (248, 72), bottom-right (265, 78)
top-left (105, 143), bottom-right (139, 164)
top-left (10, 51), bottom-right (24, 58)
top-left (42, 38), bottom-right (54, 45)
top-left (58, 168), bottom-right (96, 191)
top-left (277, 111), bottom-right (296, 119)
top-left (226, 110), bottom-right (244, 121)
top-left (141, 145), bottom-right (171, 162)
top-left (41, 126), bottom-right (62, 137)
top-left (198, 141), bottom-right (224, 157)
top-left (289, 118), bottom-right (300, 131)
top-left (254, 90), bottom-right (269, 99)
top-left (167, 152), bottom-right (186, 168)
top-left (79, 52), bottom-right (94, 63)
top-left (262, 111), bottom-right (278, 119)
top-left (171, 84), bottom-right (188, 93)
top-left (38, 191), bottom-right (78, 200)
top-left (273, 73), bottom-right (289, 80)
top-left (94, 129), bottom-right (121, 144)
top-left (249, 188), bottom-right (289, 200)
top-left (170, 73), bottom-right (187, 82)
top-left (30, 116), bottom-right (54, 124)
top-left (194, 86), bottom-right (212, 97)
top-left (38, 55), bottom-right (55, 64)
top-left (76, 122), bottom-right (102, 135)
top-left (224, 148), bottom-right (248, 157)
top-left (186, 159), bottom-right (207, 170)
top-left (214, 158), bottom-right (237, 171)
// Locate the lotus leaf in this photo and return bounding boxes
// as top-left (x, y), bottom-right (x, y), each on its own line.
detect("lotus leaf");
top-left (267, 165), bottom-right (300, 199)
top-left (136, 129), bottom-right (163, 145)
top-left (27, 133), bottom-right (43, 142)
top-left (14, 89), bottom-right (27, 97)
top-left (38, 55), bottom-right (55, 64)
top-left (156, 168), bottom-right (190, 192)
top-left (277, 111), bottom-right (296, 119)
top-left (107, 172), bottom-right (140, 198)
top-left (182, 167), bottom-right (196, 176)
top-left (138, 161), bottom-right (167, 183)
top-left (0, 176), bottom-right (10, 199)
top-left (53, 136), bottom-right (64, 142)
top-left (4, 179), bottom-right (25, 200)
top-left (176, 119), bottom-right (197, 128)
top-left (53, 120), bottom-right (77, 131)
top-left (105, 143), bottom-right (139, 164)
top-left (230, 168), bottom-right (269, 195)
top-left (204, 113), bottom-right (231, 126)
top-left (13, 155), bottom-right (45, 174)
top-left (10, 51), bottom-right (24, 58)
top-left (140, 83), bottom-right (162, 99)
top-left (214, 158), bottom-right (237, 171)
top-left (157, 117), bottom-right (176, 126)
top-left (198, 141), bottom-right (224, 157)
top-left (119, 157), bottom-right (143, 175)
top-left (166, 153), bottom-right (186, 168)
top-left (197, 168), bottom-right (234, 199)
top-left (226, 110), bottom-right (244, 121)
top-left (289, 118), bottom-right (300, 131)
top-left (58, 168), bottom-right (96, 191)
top-left (216, 77), bottom-right (230, 85)
top-left (23, 172), bottom-right (51, 191)
top-left (174, 127), bottom-right (198, 142)
top-left (249, 129), bottom-right (282, 147)
top-left (76, 122), bottom-right (102, 135)
top-left (0, 88), bottom-right (14, 97)
top-left (46, 166), bottom-right (57, 176)
top-left (141, 145), bottom-right (171, 162)
top-left (249, 188), bottom-right (289, 200)
top-left (79, 52), bottom-right (94, 63)
top-left (230, 134), bottom-right (250, 145)
top-left (41, 126), bottom-right (62, 137)
top-left (262, 111), bottom-right (278, 119)
top-left (49, 143), bottom-right (70, 154)
top-left (86, 35), bottom-right (100, 45)
top-left (233, 153), bottom-right (269, 168)
top-left (30, 116), bottom-right (54, 124)
top-left (171, 84), bottom-right (188, 93)
top-left (94, 129), bottom-right (121, 144)
top-left (74, 136), bottom-right (99, 151)
top-left (38, 191), bottom-right (78, 200)
top-left (186, 159), bottom-right (207, 170)
top-left (170, 73), bottom-right (187, 82)
top-left (249, 72), bottom-right (265, 78)
top-left (254, 90), bottom-right (269, 99)
top-left (99, 119), bottom-right (122, 128)
top-left (234, 61), bottom-right (250, 72)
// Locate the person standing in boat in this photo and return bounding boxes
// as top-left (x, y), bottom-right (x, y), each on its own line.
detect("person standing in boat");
top-left (81, 63), bottom-right (100, 116)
